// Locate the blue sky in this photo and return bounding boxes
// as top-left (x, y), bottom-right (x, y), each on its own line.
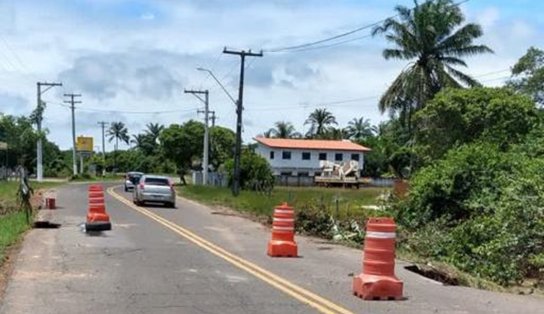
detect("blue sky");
top-left (0, 0), bottom-right (542, 150)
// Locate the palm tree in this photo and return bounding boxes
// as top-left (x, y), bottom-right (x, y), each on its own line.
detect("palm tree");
top-left (372, 0), bottom-right (493, 117)
top-left (267, 121), bottom-right (302, 139)
top-left (130, 134), bottom-right (146, 149)
top-left (304, 108), bottom-right (337, 138)
top-left (107, 121), bottom-right (129, 169)
top-left (346, 117), bottom-right (377, 141)
top-left (323, 127), bottom-right (349, 140)
top-left (145, 122), bottom-right (164, 144)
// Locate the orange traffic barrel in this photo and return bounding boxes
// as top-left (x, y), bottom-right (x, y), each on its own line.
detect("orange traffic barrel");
top-left (267, 203), bottom-right (298, 257)
top-left (85, 184), bottom-right (111, 231)
top-left (353, 217), bottom-right (403, 300)
top-left (88, 184), bottom-right (103, 192)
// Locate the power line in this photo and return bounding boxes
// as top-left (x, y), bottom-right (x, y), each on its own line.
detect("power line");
top-left (45, 101), bottom-right (198, 115)
top-left (264, 0), bottom-right (471, 53)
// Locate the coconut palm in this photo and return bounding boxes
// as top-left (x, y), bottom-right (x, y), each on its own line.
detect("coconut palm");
top-left (372, 0), bottom-right (493, 116)
top-left (267, 121), bottom-right (302, 139)
top-left (304, 108), bottom-right (337, 138)
top-left (145, 122), bottom-right (164, 144)
top-left (346, 117), bottom-right (377, 141)
top-left (323, 127), bottom-right (349, 140)
top-left (107, 121), bottom-right (129, 169)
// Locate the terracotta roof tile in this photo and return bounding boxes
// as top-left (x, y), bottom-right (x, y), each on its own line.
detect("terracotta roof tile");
top-left (254, 137), bottom-right (371, 152)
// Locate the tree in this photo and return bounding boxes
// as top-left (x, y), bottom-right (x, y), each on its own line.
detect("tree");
top-left (210, 126), bottom-right (235, 170)
top-left (145, 122), bottom-right (164, 145)
top-left (507, 47), bottom-right (544, 106)
top-left (372, 0), bottom-right (492, 118)
top-left (225, 149), bottom-right (274, 191)
top-left (304, 108), bottom-right (337, 138)
top-left (267, 121), bottom-right (302, 139)
top-left (415, 87), bottom-right (539, 162)
top-left (130, 133), bottom-right (155, 155)
top-left (107, 121), bottom-right (129, 170)
top-left (160, 120), bottom-right (204, 184)
top-left (321, 127), bottom-right (348, 140)
top-left (345, 117), bottom-right (377, 141)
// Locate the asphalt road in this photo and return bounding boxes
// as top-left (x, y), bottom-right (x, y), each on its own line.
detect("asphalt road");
top-left (1, 183), bottom-right (543, 314)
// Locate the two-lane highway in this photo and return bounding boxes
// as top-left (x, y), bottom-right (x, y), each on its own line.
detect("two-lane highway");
top-left (1, 183), bottom-right (543, 314)
top-left (1, 183), bottom-right (320, 314)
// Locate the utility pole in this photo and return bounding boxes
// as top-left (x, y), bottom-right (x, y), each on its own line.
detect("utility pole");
top-left (184, 89), bottom-right (210, 185)
top-left (223, 48), bottom-right (263, 196)
top-left (64, 93), bottom-right (81, 176)
top-left (36, 82), bottom-right (62, 182)
top-left (97, 121), bottom-right (108, 176)
top-left (209, 111), bottom-right (217, 128)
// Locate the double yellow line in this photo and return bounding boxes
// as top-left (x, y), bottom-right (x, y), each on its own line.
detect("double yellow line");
top-left (107, 187), bottom-right (354, 314)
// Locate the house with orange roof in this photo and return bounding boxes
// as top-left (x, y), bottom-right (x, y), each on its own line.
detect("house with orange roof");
top-left (254, 137), bottom-right (371, 181)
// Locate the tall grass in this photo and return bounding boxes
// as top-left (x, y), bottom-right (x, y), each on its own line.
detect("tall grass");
top-left (178, 185), bottom-right (388, 219)
top-left (0, 211), bottom-right (31, 261)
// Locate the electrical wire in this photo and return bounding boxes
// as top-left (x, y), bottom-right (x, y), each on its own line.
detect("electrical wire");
top-left (263, 0), bottom-right (471, 53)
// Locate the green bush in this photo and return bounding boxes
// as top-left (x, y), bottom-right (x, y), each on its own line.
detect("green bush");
top-left (396, 142), bottom-right (544, 285)
top-left (225, 150), bottom-right (274, 191)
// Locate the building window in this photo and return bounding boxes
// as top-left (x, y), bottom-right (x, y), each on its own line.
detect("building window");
top-left (351, 153), bottom-right (360, 161)
top-left (280, 171), bottom-right (292, 176)
top-left (302, 152), bottom-right (311, 160)
top-left (319, 153), bottom-right (327, 160)
top-left (335, 153), bottom-right (343, 161)
top-left (282, 151), bottom-right (291, 160)
top-left (270, 151), bottom-right (274, 159)
top-left (298, 172), bottom-right (309, 177)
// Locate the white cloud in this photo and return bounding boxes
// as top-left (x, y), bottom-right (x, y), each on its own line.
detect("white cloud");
top-left (0, 0), bottom-right (540, 151)
top-left (477, 7), bottom-right (500, 29)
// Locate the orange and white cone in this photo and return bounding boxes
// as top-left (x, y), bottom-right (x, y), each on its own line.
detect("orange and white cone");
top-left (353, 217), bottom-right (403, 300)
top-left (85, 184), bottom-right (111, 232)
top-left (267, 203), bottom-right (298, 257)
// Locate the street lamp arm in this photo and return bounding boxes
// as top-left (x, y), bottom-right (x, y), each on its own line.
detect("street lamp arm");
top-left (197, 67), bottom-right (237, 105)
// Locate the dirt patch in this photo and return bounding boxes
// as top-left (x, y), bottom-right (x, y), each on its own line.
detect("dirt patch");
top-left (405, 264), bottom-right (459, 285)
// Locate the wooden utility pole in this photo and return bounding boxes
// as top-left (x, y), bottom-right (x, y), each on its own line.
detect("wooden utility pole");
top-left (223, 48), bottom-right (263, 196)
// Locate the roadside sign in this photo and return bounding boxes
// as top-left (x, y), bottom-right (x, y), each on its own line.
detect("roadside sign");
top-left (77, 136), bottom-right (93, 152)
top-left (0, 141), bottom-right (7, 150)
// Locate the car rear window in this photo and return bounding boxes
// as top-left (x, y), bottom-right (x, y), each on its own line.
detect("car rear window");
top-left (129, 174), bottom-right (142, 183)
top-left (144, 177), bottom-right (170, 186)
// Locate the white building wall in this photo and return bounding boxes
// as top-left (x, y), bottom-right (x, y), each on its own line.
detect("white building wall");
top-left (255, 144), bottom-right (364, 176)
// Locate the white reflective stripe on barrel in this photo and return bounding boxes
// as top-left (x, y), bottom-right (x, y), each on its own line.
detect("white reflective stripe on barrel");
top-left (273, 218), bottom-right (294, 222)
top-left (273, 226), bottom-right (293, 231)
top-left (275, 209), bottom-right (293, 214)
top-left (365, 231), bottom-right (396, 239)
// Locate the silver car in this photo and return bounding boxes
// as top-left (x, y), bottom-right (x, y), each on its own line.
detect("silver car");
top-left (133, 175), bottom-right (176, 208)
top-left (124, 171), bottom-right (143, 192)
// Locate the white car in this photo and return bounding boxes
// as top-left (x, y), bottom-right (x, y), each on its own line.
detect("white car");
top-left (124, 172), bottom-right (143, 192)
top-left (133, 175), bottom-right (176, 208)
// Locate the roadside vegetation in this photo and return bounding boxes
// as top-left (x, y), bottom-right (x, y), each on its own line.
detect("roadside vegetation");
top-left (0, 181), bottom-right (60, 262)
top-left (1, 0), bottom-right (542, 293)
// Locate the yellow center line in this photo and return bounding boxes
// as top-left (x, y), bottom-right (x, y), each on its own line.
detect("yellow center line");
top-left (107, 186), bottom-right (354, 314)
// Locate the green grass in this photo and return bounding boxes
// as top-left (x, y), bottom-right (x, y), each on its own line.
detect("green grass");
top-left (178, 185), bottom-right (388, 219)
top-left (0, 181), bottom-right (61, 203)
top-left (0, 181), bottom-right (64, 262)
top-left (0, 211), bottom-right (31, 261)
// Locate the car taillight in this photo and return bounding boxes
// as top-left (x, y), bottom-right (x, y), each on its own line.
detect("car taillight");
top-left (139, 183), bottom-right (145, 190)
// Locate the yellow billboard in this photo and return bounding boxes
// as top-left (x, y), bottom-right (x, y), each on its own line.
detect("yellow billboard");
top-left (76, 136), bottom-right (93, 152)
